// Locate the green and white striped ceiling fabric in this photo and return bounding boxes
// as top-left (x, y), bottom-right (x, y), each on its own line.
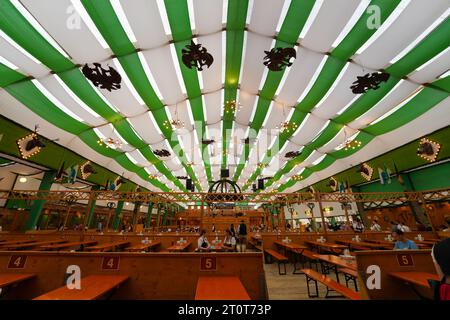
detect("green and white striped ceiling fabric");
top-left (235, 0), bottom-right (450, 191)
top-left (0, 0), bottom-right (449, 193)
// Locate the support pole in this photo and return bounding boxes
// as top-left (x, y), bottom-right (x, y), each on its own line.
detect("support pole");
top-left (23, 170), bottom-right (56, 231)
top-left (112, 201), bottom-right (124, 231)
top-left (86, 186), bottom-right (101, 229)
top-left (419, 192), bottom-right (436, 233)
top-left (316, 192), bottom-right (328, 237)
top-left (145, 203), bottom-right (154, 229)
top-left (81, 190), bottom-right (96, 241)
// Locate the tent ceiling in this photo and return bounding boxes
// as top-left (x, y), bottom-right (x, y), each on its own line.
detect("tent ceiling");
top-left (0, 0), bottom-right (449, 193)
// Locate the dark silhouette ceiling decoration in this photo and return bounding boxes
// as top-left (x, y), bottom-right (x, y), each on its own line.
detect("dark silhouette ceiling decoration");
top-left (263, 47), bottom-right (296, 71)
top-left (285, 151), bottom-right (302, 158)
top-left (350, 72), bottom-right (390, 94)
top-left (181, 40), bottom-right (214, 71)
top-left (153, 149), bottom-right (171, 157)
top-left (82, 63), bottom-right (122, 91)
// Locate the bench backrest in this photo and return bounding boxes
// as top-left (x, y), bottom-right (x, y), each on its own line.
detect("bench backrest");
top-left (355, 250), bottom-right (436, 300)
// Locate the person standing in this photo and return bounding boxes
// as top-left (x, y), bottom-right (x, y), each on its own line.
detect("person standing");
top-left (352, 217), bottom-right (365, 233)
top-left (430, 238), bottom-right (450, 300)
top-left (237, 219), bottom-right (247, 252)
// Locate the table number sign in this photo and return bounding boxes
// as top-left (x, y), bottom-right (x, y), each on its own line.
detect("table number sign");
top-left (101, 256), bottom-right (120, 270)
top-left (396, 253), bottom-right (414, 267)
top-left (200, 256), bottom-right (217, 271)
top-left (8, 255), bottom-right (27, 269)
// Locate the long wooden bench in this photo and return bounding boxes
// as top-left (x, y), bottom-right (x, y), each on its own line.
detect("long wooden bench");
top-left (0, 240), bottom-right (67, 251)
top-left (264, 249), bottom-right (288, 275)
top-left (124, 241), bottom-right (161, 252)
top-left (301, 249), bottom-right (320, 271)
top-left (195, 276), bottom-right (250, 300)
top-left (339, 267), bottom-right (359, 291)
top-left (301, 269), bottom-right (361, 300)
top-left (0, 273), bottom-right (36, 297)
top-left (33, 274), bottom-right (129, 300)
top-left (85, 241), bottom-right (130, 252)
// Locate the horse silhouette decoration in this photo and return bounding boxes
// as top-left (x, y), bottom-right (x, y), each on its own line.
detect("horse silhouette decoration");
top-left (182, 40), bottom-right (214, 71)
top-left (82, 63), bottom-right (122, 91)
top-left (263, 47), bottom-right (296, 71)
top-left (350, 72), bottom-right (390, 94)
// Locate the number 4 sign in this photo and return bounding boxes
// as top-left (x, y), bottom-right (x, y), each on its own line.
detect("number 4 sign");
top-left (8, 255), bottom-right (27, 269)
top-left (101, 256), bottom-right (120, 270)
top-left (200, 257), bottom-right (217, 271)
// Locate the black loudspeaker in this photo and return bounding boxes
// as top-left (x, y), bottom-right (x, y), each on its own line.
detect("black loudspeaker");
top-left (186, 179), bottom-right (193, 190)
top-left (221, 169), bottom-right (230, 178)
top-left (190, 184), bottom-right (195, 192)
top-left (252, 184), bottom-right (257, 192)
top-left (257, 178), bottom-right (264, 190)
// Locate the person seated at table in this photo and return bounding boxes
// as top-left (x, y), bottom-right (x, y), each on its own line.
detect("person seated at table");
top-left (392, 227), bottom-right (418, 250)
top-left (430, 238), bottom-right (450, 300)
top-left (370, 218), bottom-right (381, 231)
top-left (397, 222), bottom-right (411, 232)
top-left (441, 216), bottom-right (450, 232)
top-left (197, 229), bottom-right (210, 251)
top-left (223, 229), bottom-right (237, 252)
top-left (352, 217), bottom-right (365, 233)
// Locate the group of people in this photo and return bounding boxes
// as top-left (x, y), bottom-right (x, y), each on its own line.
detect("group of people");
top-left (197, 220), bottom-right (248, 252)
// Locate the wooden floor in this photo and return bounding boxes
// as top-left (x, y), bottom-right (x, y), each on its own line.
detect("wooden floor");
top-left (263, 262), bottom-right (349, 300)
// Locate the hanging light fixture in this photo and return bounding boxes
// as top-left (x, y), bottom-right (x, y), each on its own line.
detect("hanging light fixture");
top-left (224, 99), bottom-right (242, 115)
top-left (292, 175), bottom-right (303, 181)
top-left (338, 127), bottom-right (362, 151)
top-left (276, 103), bottom-right (297, 133)
top-left (163, 102), bottom-right (185, 130)
top-left (97, 126), bottom-right (123, 149)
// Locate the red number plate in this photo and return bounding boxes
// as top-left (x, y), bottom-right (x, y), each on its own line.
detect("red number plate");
top-left (101, 256), bottom-right (120, 270)
top-left (396, 254), bottom-right (414, 267)
top-left (8, 255), bottom-right (27, 269)
top-left (200, 256), bottom-right (217, 271)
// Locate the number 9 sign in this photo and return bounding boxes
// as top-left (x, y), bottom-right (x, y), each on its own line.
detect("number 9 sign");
top-left (200, 257), bottom-right (217, 271)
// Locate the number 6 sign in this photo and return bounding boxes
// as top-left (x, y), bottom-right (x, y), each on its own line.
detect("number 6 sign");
top-left (200, 257), bottom-right (217, 271)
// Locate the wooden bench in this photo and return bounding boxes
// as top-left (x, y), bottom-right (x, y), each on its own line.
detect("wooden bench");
top-left (301, 269), bottom-right (361, 300)
top-left (0, 273), bottom-right (36, 297)
top-left (264, 249), bottom-right (288, 275)
top-left (39, 241), bottom-right (98, 251)
top-left (85, 241), bottom-right (130, 252)
top-left (0, 240), bottom-right (67, 251)
top-left (124, 241), bottom-right (161, 252)
top-left (195, 276), bottom-right (250, 300)
top-left (339, 267), bottom-right (359, 291)
top-left (33, 274), bottom-right (129, 300)
top-left (301, 249), bottom-right (320, 271)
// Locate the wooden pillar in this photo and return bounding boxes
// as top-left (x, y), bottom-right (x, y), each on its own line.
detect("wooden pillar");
top-left (81, 190), bottom-right (96, 241)
top-left (62, 206), bottom-right (72, 231)
top-left (342, 202), bottom-right (350, 225)
top-left (419, 192), bottom-right (436, 233)
top-left (145, 203), bottom-right (154, 229)
top-left (24, 170), bottom-right (56, 230)
top-left (112, 201), bottom-right (124, 231)
top-left (200, 194), bottom-right (204, 231)
top-left (315, 192), bottom-right (328, 237)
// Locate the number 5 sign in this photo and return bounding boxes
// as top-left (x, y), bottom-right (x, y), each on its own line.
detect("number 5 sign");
top-left (200, 257), bottom-right (217, 271)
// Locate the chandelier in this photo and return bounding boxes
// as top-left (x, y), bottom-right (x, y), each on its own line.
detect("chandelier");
top-left (292, 174), bottom-right (303, 181)
top-left (164, 102), bottom-right (185, 130)
top-left (148, 174), bottom-right (160, 180)
top-left (97, 137), bottom-right (123, 149)
top-left (257, 163), bottom-right (267, 169)
top-left (338, 127), bottom-right (362, 151)
top-left (343, 139), bottom-right (362, 151)
top-left (224, 99), bottom-right (242, 115)
top-left (276, 121), bottom-right (298, 133)
top-left (276, 103), bottom-right (297, 133)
